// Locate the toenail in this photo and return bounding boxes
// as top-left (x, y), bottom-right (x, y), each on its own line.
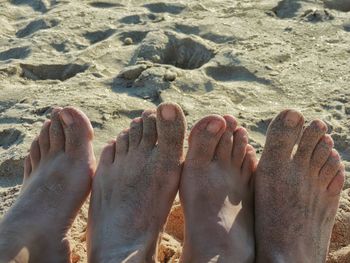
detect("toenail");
top-left (242, 135), bottom-right (248, 143)
top-left (284, 110), bottom-right (301, 128)
top-left (206, 120), bottom-right (222, 134)
top-left (132, 117), bottom-right (142, 123)
top-left (60, 111), bottom-right (74, 126)
top-left (142, 109), bottom-right (155, 117)
top-left (331, 151), bottom-right (340, 160)
top-left (323, 135), bottom-right (333, 146)
top-left (340, 163), bottom-right (345, 172)
top-left (315, 120), bottom-right (327, 131)
top-left (161, 105), bottom-right (176, 121)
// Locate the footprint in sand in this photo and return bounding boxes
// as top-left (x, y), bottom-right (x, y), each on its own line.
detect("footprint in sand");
top-left (272, 0), bottom-right (302, 19)
top-left (324, 0), bottom-right (350, 12)
top-left (83, 29), bottom-right (116, 44)
top-left (10, 0), bottom-right (55, 13)
top-left (88, 2), bottom-right (124, 8)
top-left (119, 13), bottom-right (164, 25)
top-left (0, 47), bottom-right (31, 61)
top-left (20, 63), bottom-right (89, 81)
top-left (343, 22), bottom-right (350, 32)
top-left (143, 2), bottom-right (186, 15)
top-left (205, 64), bottom-right (271, 85)
top-left (0, 128), bottom-right (24, 150)
top-left (16, 19), bottom-right (60, 38)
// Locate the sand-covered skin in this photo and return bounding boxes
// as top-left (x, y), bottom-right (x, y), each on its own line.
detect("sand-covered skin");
top-left (0, 0), bottom-right (349, 262)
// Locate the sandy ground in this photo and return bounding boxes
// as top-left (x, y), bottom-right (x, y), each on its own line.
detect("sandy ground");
top-left (0, 0), bottom-right (349, 262)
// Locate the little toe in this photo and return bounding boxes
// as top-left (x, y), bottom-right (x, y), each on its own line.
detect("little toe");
top-left (49, 107), bottom-right (65, 153)
top-left (216, 115), bottom-right (237, 164)
top-left (319, 150), bottom-right (342, 188)
top-left (129, 117), bottom-right (143, 150)
top-left (327, 167), bottom-right (345, 196)
top-left (295, 120), bottom-right (328, 163)
top-left (232, 127), bottom-right (249, 168)
top-left (241, 145), bottom-right (257, 184)
top-left (100, 141), bottom-right (116, 165)
top-left (115, 129), bottom-right (129, 161)
top-left (24, 155), bottom-right (32, 179)
top-left (310, 135), bottom-right (333, 174)
top-left (29, 137), bottom-right (41, 170)
top-left (38, 120), bottom-right (51, 157)
top-left (187, 115), bottom-right (226, 165)
top-left (141, 109), bottom-right (157, 148)
top-left (263, 110), bottom-right (304, 160)
top-left (156, 103), bottom-right (186, 159)
top-left (59, 107), bottom-right (94, 155)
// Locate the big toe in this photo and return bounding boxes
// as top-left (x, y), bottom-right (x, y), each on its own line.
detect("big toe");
top-left (59, 107), bottom-right (94, 156)
top-left (156, 103), bottom-right (186, 160)
top-left (186, 115), bottom-right (226, 166)
top-left (263, 109), bottom-right (304, 160)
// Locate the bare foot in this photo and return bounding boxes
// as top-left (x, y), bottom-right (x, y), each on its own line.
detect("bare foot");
top-left (0, 107), bottom-right (96, 263)
top-left (180, 115), bottom-right (257, 263)
top-left (255, 110), bottom-right (345, 263)
top-left (87, 102), bottom-right (186, 263)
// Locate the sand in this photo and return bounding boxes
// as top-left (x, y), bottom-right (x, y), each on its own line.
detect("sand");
top-left (0, 0), bottom-right (349, 262)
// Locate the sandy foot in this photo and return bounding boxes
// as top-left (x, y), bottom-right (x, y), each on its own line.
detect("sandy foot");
top-left (180, 115), bottom-right (257, 262)
top-left (87, 102), bottom-right (186, 262)
top-left (255, 110), bottom-right (345, 263)
top-left (0, 107), bottom-right (95, 262)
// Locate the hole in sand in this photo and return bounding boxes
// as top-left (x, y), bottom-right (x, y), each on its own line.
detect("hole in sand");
top-left (83, 29), bottom-right (116, 44)
top-left (162, 38), bottom-right (214, 69)
top-left (16, 19), bottom-right (59, 38)
top-left (20, 63), bottom-right (89, 81)
top-left (143, 2), bottom-right (186, 14)
top-left (0, 129), bottom-right (24, 149)
top-left (0, 47), bottom-right (31, 61)
top-left (135, 31), bottom-right (215, 70)
top-left (205, 65), bottom-right (270, 85)
top-left (324, 0), bottom-right (350, 12)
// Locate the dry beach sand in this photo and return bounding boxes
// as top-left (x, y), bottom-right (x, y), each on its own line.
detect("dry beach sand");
top-left (0, 0), bottom-right (350, 262)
